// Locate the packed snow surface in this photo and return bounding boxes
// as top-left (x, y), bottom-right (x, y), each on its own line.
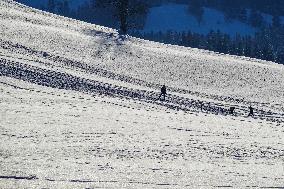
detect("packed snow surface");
top-left (0, 0), bottom-right (284, 188)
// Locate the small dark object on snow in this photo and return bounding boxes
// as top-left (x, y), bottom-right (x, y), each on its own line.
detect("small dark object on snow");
top-left (200, 102), bottom-right (204, 110)
top-left (43, 52), bottom-right (49, 57)
top-left (229, 107), bottom-right (235, 115)
top-left (159, 85), bottom-right (167, 101)
top-left (248, 106), bottom-right (254, 116)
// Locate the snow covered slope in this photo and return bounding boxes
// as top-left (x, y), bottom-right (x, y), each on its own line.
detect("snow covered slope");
top-left (0, 0), bottom-right (284, 188)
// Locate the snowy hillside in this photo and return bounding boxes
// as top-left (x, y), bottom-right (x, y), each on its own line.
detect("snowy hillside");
top-left (0, 0), bottom-right (284, 188)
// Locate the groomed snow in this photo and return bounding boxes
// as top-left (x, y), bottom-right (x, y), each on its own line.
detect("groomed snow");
top-left (0, 0), bottom-right (284, 188)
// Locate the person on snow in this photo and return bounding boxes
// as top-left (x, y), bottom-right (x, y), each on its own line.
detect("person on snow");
top-left (248, 106), bottom-right (254, 116)
top-left (229, 107), bottom-right (235, 115)
top-left (159, 85), bottom-right (167, 101)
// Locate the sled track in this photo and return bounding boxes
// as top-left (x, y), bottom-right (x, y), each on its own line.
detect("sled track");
top-left (1, 57), bottom-right (284, 124)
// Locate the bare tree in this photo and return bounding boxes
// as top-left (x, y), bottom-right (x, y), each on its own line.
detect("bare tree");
top-left (95, 0), bottom-right (148, 34)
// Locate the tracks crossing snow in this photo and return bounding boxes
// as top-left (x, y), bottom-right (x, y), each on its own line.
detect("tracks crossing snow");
top-left (0, 55), bottom-right (283, 124)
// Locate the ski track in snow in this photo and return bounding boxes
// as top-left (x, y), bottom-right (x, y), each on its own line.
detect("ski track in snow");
top-left (0, 54), bottom-right (284, 124)
top-left (0, 0), bottom-right (284, 188)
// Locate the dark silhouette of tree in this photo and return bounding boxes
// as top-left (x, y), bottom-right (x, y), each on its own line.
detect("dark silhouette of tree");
top-left (95, 0), bottom-right (148, 34)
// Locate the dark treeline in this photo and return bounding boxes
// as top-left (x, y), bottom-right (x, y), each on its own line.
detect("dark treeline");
top-left (131, 26), bottom-right (284, 64)
top-left (186, 0), bottom-right (284, 28)
top-left (157, 0), bottom-right (284, 16)
top-left (143, 0), bottom-right (284, 29)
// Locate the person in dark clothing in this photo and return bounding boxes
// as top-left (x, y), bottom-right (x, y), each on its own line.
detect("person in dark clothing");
top-left (229, 107), bottom-right (235, 115)
top-left (248, 106), bottom-right (254, 116)
top-left (159, 85), bottom-right (167, 101)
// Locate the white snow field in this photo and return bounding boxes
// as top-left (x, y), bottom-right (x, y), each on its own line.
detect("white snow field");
top-left (0, 0), bottom-right (284, 188)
